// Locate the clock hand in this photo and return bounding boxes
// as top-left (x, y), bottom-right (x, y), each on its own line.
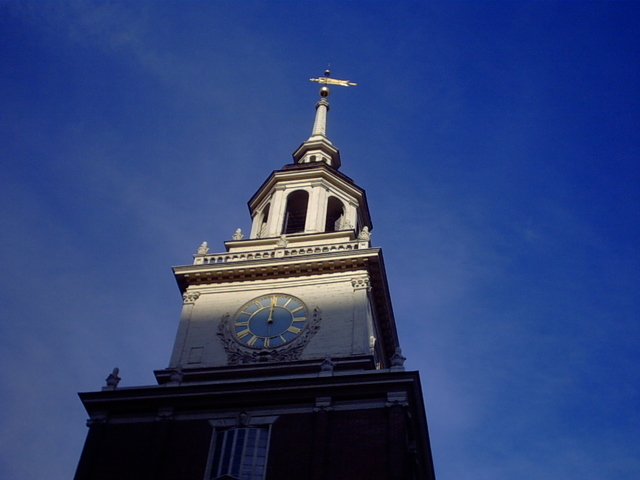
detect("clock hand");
top-left (267, 296), bottom-right (276, 324)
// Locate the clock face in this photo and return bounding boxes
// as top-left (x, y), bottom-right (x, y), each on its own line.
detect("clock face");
top-left (233, 294), bottom-right (308, 349)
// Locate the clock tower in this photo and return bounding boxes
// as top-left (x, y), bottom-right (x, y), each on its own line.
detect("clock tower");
top-left (74, 73), bottom-right (437, 480)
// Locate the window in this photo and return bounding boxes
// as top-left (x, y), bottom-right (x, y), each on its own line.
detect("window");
top-left (282, 190), bottom-right (309, 235)
top-left (209, 427), bottom-right (270, 480)
top-left (325, 196), bottom-right (345, 232)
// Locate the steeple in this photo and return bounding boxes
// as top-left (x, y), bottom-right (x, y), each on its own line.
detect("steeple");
top-left (292, 70), bottom-right (356, 169)
top-left (73, 72), bottom-right (437, 480)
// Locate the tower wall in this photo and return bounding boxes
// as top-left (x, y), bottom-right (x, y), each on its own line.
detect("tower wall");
top-left (169, 270), bottom-right (375, 368)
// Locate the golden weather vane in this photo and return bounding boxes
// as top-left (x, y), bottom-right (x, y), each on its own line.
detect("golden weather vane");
top-left (310, 69), bottom-right (357, 88)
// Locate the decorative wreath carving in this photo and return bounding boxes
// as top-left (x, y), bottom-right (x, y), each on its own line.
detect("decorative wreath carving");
top-left (217, 307), bottom-right (322, 365)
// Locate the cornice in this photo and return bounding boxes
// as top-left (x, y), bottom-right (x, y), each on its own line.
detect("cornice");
top-left (79, 369), bottom-right (426, 415)
top-left (175, 247), bottom-right (380, 283)
top-left (155, 356), bottom-right (375, 385)
top-left (249, 163), bottom-right (364, 206)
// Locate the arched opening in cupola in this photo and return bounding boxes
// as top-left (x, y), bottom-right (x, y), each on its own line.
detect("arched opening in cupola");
top-left (282, 190), bottom-right (309, 235)
top-left (325, 196), bottom-right (345, 232)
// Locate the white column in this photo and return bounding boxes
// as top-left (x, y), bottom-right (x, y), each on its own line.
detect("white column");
top-left (249, 211), bottom-right (260, 239)
top-left (344, 202), bottom-right (358, 231)
top-left (350, 275), bottom-right (372, 355)
top-left (168, 291), bottom-right (201, 367)
top-left (305, 183), bottom-right (327, 233)
top-left (268, 186), bottom-right (287, 237)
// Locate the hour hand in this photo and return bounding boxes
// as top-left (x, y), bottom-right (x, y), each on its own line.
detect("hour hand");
top-left (267, 297), bottom-right (276, 323)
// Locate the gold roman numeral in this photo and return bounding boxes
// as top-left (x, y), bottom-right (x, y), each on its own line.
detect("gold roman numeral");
top-left (236, 329), bottom-right (251, 339)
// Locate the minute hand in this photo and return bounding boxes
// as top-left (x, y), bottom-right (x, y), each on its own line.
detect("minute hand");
top-left (267, 297), bottom-right (276, 324)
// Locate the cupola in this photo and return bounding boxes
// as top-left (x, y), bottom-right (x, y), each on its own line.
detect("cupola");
top-left (246, 72), bottom-right (371, 240)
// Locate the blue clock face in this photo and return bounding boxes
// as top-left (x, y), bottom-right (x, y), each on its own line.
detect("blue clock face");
top-left (233, 294), bottom-right (308, 349)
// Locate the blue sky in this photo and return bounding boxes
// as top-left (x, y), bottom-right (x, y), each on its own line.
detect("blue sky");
top-left (1, 1), bottom-right (639, 479)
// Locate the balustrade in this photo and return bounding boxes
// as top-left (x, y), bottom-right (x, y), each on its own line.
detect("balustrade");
top-left (193, 241), bottom-right (363, 265)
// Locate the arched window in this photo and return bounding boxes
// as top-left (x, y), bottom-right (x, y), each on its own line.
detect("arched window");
top-left (282, 190), bottom-right (309, 235)
top-left (325, 196), bottom-right (345, 232)
top-left (258, 204), bottom-right (270, 238)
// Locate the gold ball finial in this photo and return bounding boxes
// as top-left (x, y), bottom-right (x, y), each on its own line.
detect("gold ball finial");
top-left (320, 86), bottom-right (330, 97)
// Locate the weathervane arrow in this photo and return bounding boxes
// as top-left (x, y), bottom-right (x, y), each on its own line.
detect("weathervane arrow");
top-left (310, 69), bottom-right (357, 87)
top-left (310, 76), bottom-right (357, 87)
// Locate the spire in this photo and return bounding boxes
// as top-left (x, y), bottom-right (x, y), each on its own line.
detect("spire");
top-left (311, 96), bottom-right (329, 138)
top-left (292, 70), bottom-right (357, 170)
